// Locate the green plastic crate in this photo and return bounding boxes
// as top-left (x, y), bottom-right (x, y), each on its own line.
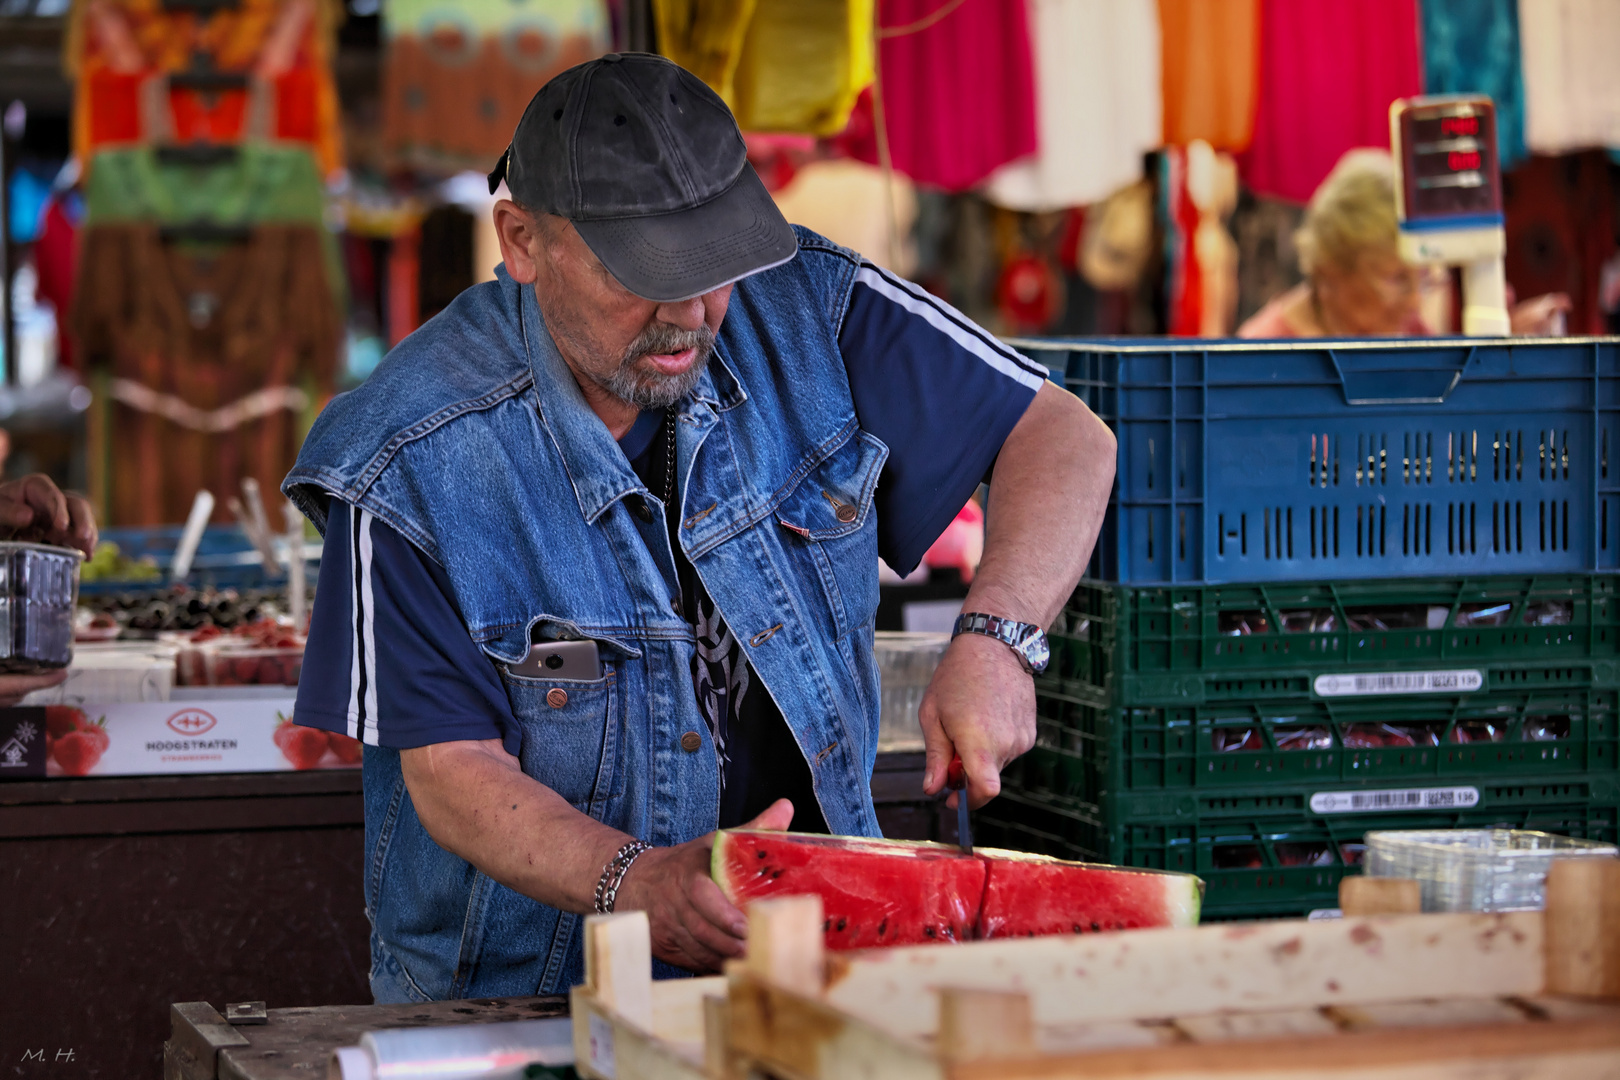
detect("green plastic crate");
top-left (974, 787), bottom-right (1620, 919)
top-left (1049, 575), bottom-right (1620, 706)
top-left (1018, 684), bottom-right (1619, 803)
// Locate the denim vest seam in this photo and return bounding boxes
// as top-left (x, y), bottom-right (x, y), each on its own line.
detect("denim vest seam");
top-left (354, 372), bottom-right (536, 495)
top-left (538, 911), bottom-right (581, 993)
top-left (451, 871), bottom-right (493, 998)
top-left (367, 770), bottom-right (409, 917)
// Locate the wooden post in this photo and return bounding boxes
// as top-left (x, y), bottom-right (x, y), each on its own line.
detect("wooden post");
top-left (584, 912), bottom-right (654, 1029)
top-left (1340, 876), bottom-right (1422, 916)
top-left (937, 988), bottom-right (1035, 1063)
top-left (743, 895), bottom-right (825, 997)
top-left (1545, 858), bottom-right (1620, 999)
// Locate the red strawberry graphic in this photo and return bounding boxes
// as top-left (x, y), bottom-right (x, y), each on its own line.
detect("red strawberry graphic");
top-left (274, 716), bottom-right (329, 769)
top-left (45, 706), bottom-right (86, 741)
top-left (327, 732), bottom-right (363, 765)
top-left (78, 716), bottom-right (110, 756)
top-left (53, 730), bottom-right (103, 776)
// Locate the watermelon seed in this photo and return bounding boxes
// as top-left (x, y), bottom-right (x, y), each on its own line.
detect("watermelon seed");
top-left (877, 918), bottom-right (887, 937)
top-left (836, 918), bottom-right (846, 932)
top-left (925, 926), bottom-right (936, 938)
top-left (1073, 924), bottom-right (1083, 933)
top-left (771, 869), bottom-right (783, 879)
top-left (757, 850), bottom-right (768, 858)
top-left (1091, 921), bottom-right (1101, 932)
top-left (823, 919), bottom-right (831, 932)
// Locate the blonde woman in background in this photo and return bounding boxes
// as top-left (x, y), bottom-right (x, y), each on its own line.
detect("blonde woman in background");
top-left (1238, 149), bottom-right (1570, 338)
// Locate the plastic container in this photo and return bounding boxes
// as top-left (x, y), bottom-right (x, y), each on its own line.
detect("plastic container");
top-left (1015, 336), bottom-right (1620, 583)
top-left (975, 787), bottom-right (1619, 920)
top-left (875, 632), bottom-right (949, 751)
top-left (1364, 827), bottom-right (1618, 912)
top-left (0, 541), bottom-right (81, 673)
top-left (200, 644), bottom-right (304, 687)
top-left (19, 641), bottom-right (179, 704)
top-left (1050, 575), bottom-right (1620, 706)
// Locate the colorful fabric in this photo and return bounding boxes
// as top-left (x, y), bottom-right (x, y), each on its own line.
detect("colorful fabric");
top-left (1420, 0), bottom-right (1527, 168)
top-left (985, 0), bottom-right (1161, 212)
top-left (730, 0), bottom-right (875, 136)
top-left (72, 224), bottom-right (340, 525)
top-left (382, 0), bottom-right (609, 167)
top-left (1503, 150), bottom-right (1615, 335)
top-left (1518, 0), bottom-right (1620, 154)
top-left (1158, 0), bottom-right (1260, 152)
top-left (66, 0), bottom-right (344, 176)
top-left (34, 197), bottom-right (83, 373)
top-left (843, 0), bottom-right (1038, 192)
top-left (1238, 0), bottom-right (1423, 204)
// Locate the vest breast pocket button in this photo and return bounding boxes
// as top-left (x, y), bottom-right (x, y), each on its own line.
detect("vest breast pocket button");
top-left (546, 688), bottom-right (569, 708)
top-left (680, 731), bottom-right (702, 752)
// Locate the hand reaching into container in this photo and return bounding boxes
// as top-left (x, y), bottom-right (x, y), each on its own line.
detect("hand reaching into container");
top-left (0, 474), bottom-right (97, 557)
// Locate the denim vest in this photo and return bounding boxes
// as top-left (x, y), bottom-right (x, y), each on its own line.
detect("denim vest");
top-left (284, 228), bottom-right (886, 1000)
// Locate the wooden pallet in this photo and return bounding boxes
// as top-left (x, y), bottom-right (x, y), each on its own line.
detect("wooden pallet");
top-left (577, 860), bottom-right (1620, 1079)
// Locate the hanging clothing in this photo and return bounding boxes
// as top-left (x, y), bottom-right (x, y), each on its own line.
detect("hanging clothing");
top-left (83, 143), bottom-right (343, 306)
top-left (1502, 151), bottom-right (1615, 336)
top-left (34, 196), bottom-right (84, 373)
top-left (730, 0), bottom-right (875, 136)
top-left (1158, 0), bottom-right (1260, 153)
top-left (65, 0), bottom-right (345, 177)
top-left (1228, 187), bottom-right (1304, 327)
top-left (985, 0), bottom-right (1160, 212)
top-left (382, 0), bottom-right (609, 168)
top-left (843, 0), bottom-right (1038, 193)
top-left (72, 224), bottom-right (340, 527)
top-left (1420, 0), bottom-right (1527, 169)
top-left (651, 0), bottom-right (756, 104)
top-left (1238, 0), bottom-right (1423, 204)
top-left (1518, 0), bottom-right (1620, 154)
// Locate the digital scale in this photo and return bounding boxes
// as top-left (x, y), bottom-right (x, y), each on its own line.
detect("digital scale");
top-left (1389, 94), bottom-right (1509, 336)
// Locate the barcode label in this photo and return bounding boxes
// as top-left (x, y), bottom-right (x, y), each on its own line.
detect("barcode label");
top-left (1310, 786), bottom-right (1480, 814)
top-left (1314, 669), bottom-right (1483, 697)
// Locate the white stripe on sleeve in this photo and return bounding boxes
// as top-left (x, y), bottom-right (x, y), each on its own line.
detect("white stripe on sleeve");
top-left (346, 504), bottom-right (363, 741)
top-left (853, 264), bottom-right (1049, 388)
top-left (357, 509), bottom-right (380, 746)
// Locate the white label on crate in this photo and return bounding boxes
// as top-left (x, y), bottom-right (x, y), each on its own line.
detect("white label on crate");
top-left (1313, 669), bottom-right (1484, 697)
top-left (587, 1013), bottom-right (616, 1079)
top-left (1310, 786), bottom-right (1480, 815)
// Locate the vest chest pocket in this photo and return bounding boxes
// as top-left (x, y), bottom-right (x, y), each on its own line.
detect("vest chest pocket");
top-left (773, 430), bottom-right (888, 640)
top-left (501, 668), bottom-right (622, 816)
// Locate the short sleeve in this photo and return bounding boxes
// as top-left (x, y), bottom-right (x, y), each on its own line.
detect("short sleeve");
top-left (838, 260), bottom-right (1046, 572)
top-left (295, 499), bottom-right (521, 755)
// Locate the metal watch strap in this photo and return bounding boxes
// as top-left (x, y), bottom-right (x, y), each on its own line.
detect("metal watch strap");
top-left (593, 840), bottom-right (653, 914)
top-left (952, 611), bottom-right (1050, 674)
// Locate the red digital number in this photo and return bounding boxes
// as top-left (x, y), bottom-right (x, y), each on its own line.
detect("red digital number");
top-left (1447, 150), bottom-right (1481, 171)
top-left (1440, 116), bottom-right (1479, 137)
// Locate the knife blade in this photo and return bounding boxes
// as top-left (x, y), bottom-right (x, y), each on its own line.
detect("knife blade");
top-left (946, 754), bottom-right (972, 855)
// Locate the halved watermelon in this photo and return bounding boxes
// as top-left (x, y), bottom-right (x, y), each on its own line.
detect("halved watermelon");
top-left (712, 830), bottom-right (1201, 951)
top-left (712, 831), bottom-right (985, 948)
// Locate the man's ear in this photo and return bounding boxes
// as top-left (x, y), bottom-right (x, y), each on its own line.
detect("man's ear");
top-left (492, 200), bottom-right (542, 284)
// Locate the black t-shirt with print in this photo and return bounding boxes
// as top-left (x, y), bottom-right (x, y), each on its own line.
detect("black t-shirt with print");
top-left (625, 408), bottom-right (829, 833)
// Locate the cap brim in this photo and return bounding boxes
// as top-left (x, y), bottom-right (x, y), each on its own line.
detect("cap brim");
top-left (572, 165), bottom-right (798, 303)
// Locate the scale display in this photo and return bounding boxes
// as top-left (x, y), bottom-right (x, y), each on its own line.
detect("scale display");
top-left (1393, 97), bottom-right (1501, 223)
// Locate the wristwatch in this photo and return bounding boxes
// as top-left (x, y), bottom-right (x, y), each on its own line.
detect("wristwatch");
top-left (952, 612), bottom-right (1050, 675)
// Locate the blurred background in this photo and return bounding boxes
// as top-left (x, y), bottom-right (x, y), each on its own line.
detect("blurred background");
top-left (0, 0), bottom-right (1616, 526)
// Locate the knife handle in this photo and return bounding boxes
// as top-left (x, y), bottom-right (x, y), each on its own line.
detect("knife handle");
top-left (945, 754), bottom-right (966, 791)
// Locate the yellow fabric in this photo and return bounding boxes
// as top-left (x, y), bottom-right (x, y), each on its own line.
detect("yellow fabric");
top-left (732, 0), bottom-right (875, 136)
top-left (655, 0), bottom-right (875, 136)
top-left (652, 0), bottom-right (758, 105)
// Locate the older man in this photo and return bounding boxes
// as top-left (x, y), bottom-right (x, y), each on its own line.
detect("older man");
top-left (285, 54), bottom-right (1113, 1002)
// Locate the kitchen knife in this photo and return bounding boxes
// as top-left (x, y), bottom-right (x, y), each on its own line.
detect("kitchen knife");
top-left (946, 754), bottom-right (972, 855)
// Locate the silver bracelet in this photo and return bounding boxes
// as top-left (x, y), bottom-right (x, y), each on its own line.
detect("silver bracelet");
top-left (593, 840), bottom-right (653, 914)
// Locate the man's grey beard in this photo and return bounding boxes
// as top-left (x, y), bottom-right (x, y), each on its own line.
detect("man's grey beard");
top-left (592, 322), bottom-right (715, 409)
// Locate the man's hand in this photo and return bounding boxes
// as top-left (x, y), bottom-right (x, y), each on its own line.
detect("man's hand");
top-left (0, 668), bottom-right (68, 707)
top-left (918, 634), bottom-right (1035, 809)
top-left (615, 798), bottom-right (793, 973)
top-left (0, 474), bottom-right (97, 557)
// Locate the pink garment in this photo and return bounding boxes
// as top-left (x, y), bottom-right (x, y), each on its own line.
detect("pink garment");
top-left (842, 0), bottom-right (1037, 192)
top-left (1238, 0), bottom-right (1423, 203)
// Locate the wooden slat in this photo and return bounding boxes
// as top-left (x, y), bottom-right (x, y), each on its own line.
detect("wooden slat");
top-left (1545, 858), bottom-right (1620, 999)
top-left (1171, 1009), bottom-right (1339, 1043)
top-left (1339, 876), bottom-right (1421, 916)
top-left (823, 912), bottom-right (1545, 1039)
top-left (166, 1001), bottom-right (249, 1080)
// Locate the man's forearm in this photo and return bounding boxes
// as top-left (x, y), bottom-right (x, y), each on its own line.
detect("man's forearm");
top-left (401, 739), bottom-right (631, 914)
top-left (969, 381), bottom-right (1116, 628)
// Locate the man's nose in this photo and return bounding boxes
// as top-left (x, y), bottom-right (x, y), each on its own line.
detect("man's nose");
top-left (654, 296), bottom-right (707, 332)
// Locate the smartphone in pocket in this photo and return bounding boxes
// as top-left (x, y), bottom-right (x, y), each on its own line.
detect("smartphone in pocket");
top-left (509, 640), bottom-right (602, 680)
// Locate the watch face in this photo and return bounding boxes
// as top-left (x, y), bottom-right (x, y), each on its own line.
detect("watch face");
top-left (1025, 634), bottom-right (1050, 673)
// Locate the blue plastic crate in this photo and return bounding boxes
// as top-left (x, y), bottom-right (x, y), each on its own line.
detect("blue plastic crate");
top-left (1016, 336), bottom-right (1620, 584)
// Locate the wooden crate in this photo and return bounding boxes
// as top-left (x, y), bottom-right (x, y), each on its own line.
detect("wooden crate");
top-left (574, 861), bottom-right (1620, 1079)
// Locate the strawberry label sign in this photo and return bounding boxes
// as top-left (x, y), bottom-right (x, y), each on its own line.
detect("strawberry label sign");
top-left (166, 710), bottom-right (218, 736)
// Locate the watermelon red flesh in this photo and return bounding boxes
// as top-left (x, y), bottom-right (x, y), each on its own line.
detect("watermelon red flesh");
top-left (974, 849), bottom-right (1202, 939)
top-left (712, 830), bottom-right (1202, 952)
top-left (712, 830), bottom-right (985, 948)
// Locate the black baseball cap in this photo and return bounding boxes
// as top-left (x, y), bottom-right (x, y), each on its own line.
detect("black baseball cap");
top-left (488, 53), bottom-right (798, 303)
